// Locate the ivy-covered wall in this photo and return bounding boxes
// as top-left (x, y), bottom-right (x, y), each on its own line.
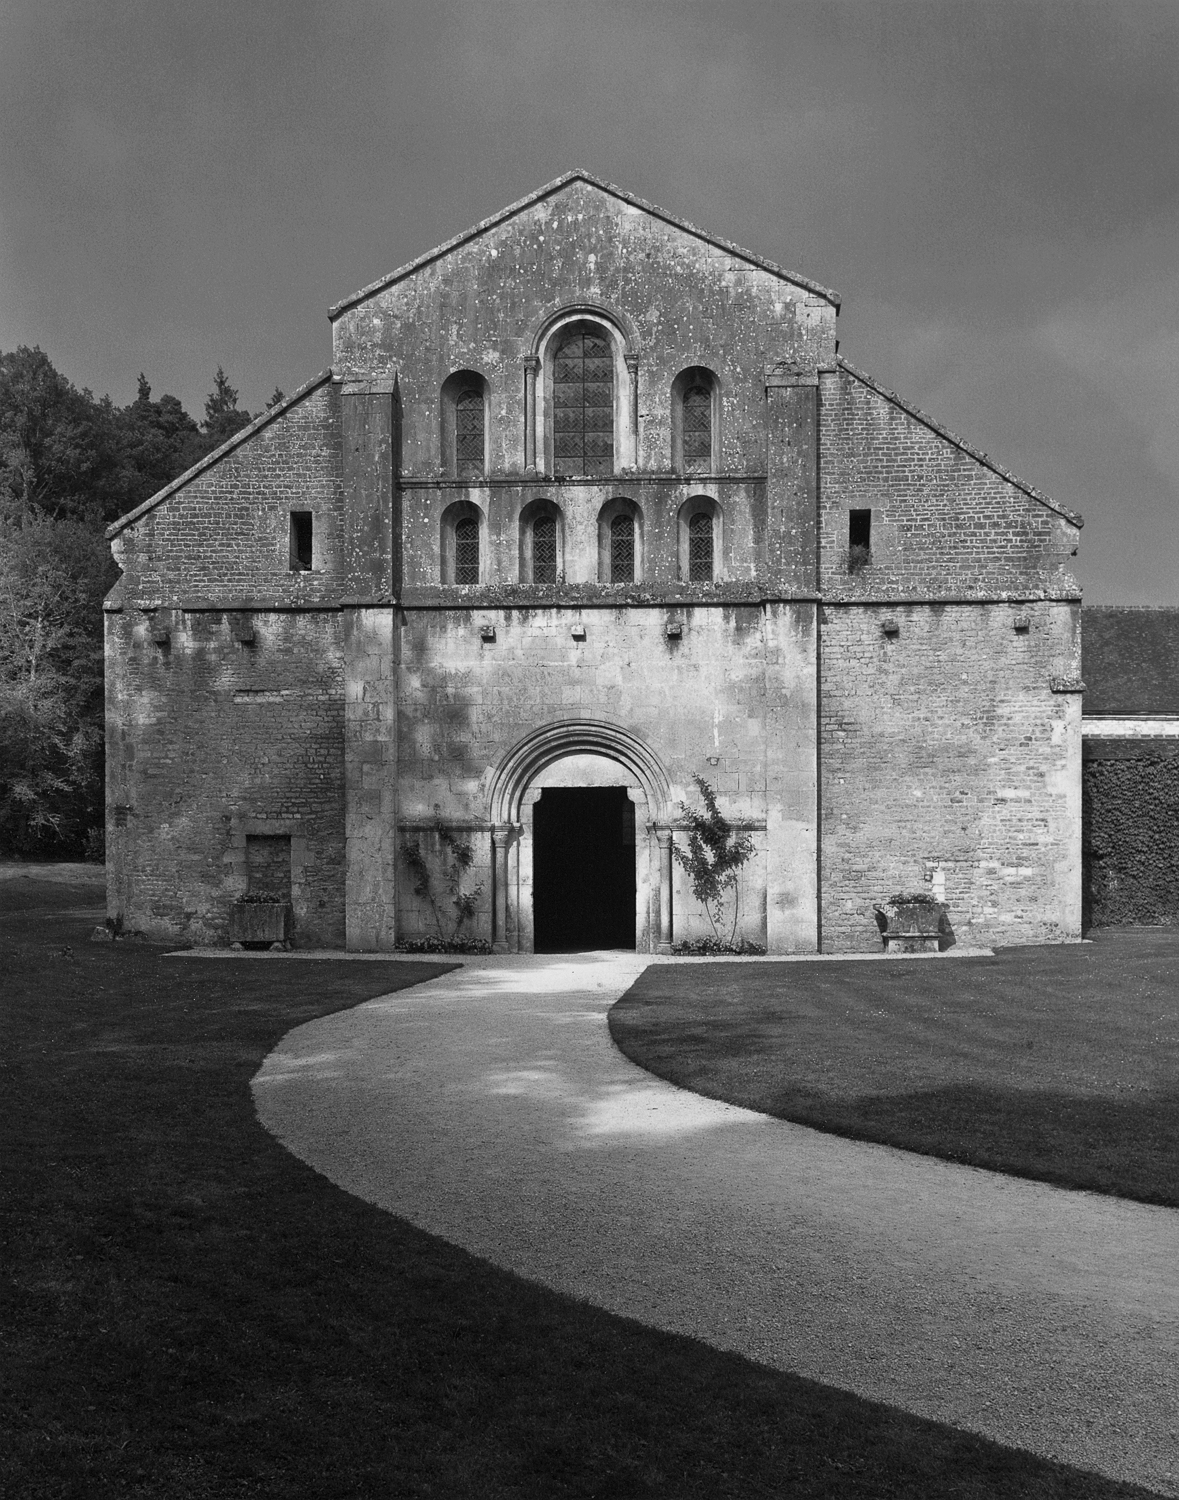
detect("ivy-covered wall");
top-left (1083, 745), bottom-right (1179, 927)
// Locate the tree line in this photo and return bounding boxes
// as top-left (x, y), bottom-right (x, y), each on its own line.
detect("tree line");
top-left (0, 346), bottom-right (281, 857)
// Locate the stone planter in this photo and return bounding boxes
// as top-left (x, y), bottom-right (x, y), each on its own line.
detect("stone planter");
top-left (873, 895), bottom-right (953, 953)
top-left (229, 901), bottom-right (292, 949)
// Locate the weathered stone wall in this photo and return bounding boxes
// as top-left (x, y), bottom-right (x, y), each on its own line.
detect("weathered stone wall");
top-left (399, 479), bottom-right (764, 591)
top-left (394, 600), bottom-right (816, 951)
top-left (819, 366), bottom-right (1080, 600)
top-left (104, 607), bottom-right (346, 946)
top-left (112, 379), bottom-right (343, 606)
top-left (332, 178), bottom-right (836, 480)
top-left (100, 178), bottom-right (1086, 955)
top-left (820, 601), bottom-right (1082, 951)
top-left (1083, 743), bottom-right (1179, 927)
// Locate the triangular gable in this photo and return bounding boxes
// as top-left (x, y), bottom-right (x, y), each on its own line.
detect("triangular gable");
top-left (837, 358), bottom-right (1084, 529)
top-left (106, 369), bottom-right (334, 539)
top-left (328, 170), bottom-right (841, 320)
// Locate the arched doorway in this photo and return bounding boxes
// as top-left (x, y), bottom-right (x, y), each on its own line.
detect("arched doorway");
top-left (529, 759), bottom-right (638, 952)
top-left (487, 721), bottom-right (674, 954)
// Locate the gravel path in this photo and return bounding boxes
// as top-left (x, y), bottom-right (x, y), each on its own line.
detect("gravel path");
top-left (252, 952), bottom-right (1179, 1495)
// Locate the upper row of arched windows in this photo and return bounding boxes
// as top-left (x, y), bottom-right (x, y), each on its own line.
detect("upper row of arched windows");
top-left (442, 321), bottom-right (719, 478)
top-left (439, 496), bottom-right (720, 586)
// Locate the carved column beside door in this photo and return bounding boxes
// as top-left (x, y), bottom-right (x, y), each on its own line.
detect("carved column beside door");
top-left (655, 826), bottom-right (674, 953)
top-left (491, 823), bottom-right (515, 953)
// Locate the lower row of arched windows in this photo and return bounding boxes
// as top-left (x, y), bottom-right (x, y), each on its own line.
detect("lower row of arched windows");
top-left (440, 499), bottom-right (720, 585)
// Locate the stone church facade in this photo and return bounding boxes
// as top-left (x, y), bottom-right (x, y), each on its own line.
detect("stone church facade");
top-left (103, 173), bottom-right (1084, 953)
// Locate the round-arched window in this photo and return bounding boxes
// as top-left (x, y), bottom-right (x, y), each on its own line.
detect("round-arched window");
top-left (455, 388), bottom-right (485, 478)
top-left (610, 514), bottom-right (635, 583)
top-left (688, 512), bottom-right (714, 582)
top-left (553, 325), bottom-right (614, 477)
top-left (682, 384), bottom-right (712, 469)
top-left (533, 514), bottom-right (558, 584)
top-left (454, 516), bottom-right (480, 584)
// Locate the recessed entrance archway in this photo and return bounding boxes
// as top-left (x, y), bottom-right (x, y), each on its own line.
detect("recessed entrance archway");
top-left (486, 720), bottom-right (675, 954)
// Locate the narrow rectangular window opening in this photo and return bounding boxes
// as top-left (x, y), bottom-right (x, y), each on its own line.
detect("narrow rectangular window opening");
top-left (848, 508), bottom-right (871, 573)
top-left (290, 511), bottom-right (313, 571)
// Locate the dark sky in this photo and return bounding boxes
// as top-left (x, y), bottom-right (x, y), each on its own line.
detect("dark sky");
top-left (2, 0), bottom-right (1177, 602)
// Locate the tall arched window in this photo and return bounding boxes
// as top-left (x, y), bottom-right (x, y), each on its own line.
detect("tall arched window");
top-left (688, 512), bottom-right (714, 582)
top-left (441, 500), bottom-right (484, 585)
top-left (597, 499), bottom-right (642, 583)
top-left (553, 325), bottom-right (614, 477)
top-left (682, 384), bottom-right (712, 470)
top-left (533, 515), bottom-right (557, 584)
top-left (519, 498), bottom-right (564, 585)
top-left (672, 367), bottom-right (719, 474)
top-left (455, 517), bottom-right (479, 583)
top-left (678, 497), bottom-right (722, 583)
top-left (610, 514), bottom-right (635, 583)
top-left (455, 390), bottom-right (484, 479)
top-left (441, 371), bottom-right (488, 479)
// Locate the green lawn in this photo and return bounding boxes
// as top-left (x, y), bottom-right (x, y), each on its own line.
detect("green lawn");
top-left (610, 935), bottom-right (1179, 1207)
top-left (0, 874), bottom-right (1161, 1499)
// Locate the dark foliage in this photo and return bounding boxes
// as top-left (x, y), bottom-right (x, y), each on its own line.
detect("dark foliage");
top-left (1083, 756), bottom-right (1179, 926)
top-left (0, 349), bottom-right (258, 855)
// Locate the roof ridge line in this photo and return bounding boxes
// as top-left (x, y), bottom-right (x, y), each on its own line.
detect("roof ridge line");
top-left (835, 356), bottom-right (1084, 529)
top-left (328, 170), bottom-right (841, 320)
top-left (106, 369), bottom-right (334, 539)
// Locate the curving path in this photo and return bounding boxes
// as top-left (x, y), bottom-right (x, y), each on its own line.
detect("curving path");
top-left (252, 953), bottom-right (1179, 1495)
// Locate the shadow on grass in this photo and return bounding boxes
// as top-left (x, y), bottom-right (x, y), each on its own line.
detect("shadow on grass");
top-left (608, 941), bottom-right (1179, 1208)
top-left (0, 882), bottom-right (1160, 1498)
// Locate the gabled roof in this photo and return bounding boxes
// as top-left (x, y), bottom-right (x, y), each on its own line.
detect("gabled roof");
top-left (837, 358), bottom-right (1084, 529)
top-left (106, 369), bottom-right (334, 539)
top-left (1082, 606), bottom-right (1179, 714)
top-left (328, 170), bottom-right (841, 320)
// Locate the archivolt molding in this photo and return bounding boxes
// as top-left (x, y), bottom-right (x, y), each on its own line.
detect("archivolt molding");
top-left (488, 717), bottom-right (672, 824)
top-left (528, 300), bottom-right (641, 360)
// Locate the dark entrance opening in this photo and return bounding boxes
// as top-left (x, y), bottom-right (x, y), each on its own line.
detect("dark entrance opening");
top-left (533, 786), bottom-right (636, 952)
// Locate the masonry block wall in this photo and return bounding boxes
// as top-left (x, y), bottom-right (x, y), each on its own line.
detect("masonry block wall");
top-left (112, 377), bottom-right (343, 606)
top-left (819, 365), bottom-right (1079, 600)
top-left (821, 602), bottom-right (1081, 950)
top-left (105, 607), bottom-right (346, 946)
top-left (394, 601), bottom-right (814, 949)
top-left (103, 173), bottom-right (1085, 953)
top-left (331, 176), bottom-right (836, 479)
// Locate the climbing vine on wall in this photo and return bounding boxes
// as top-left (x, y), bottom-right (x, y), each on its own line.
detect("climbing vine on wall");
top-left (1083, 757), bottom-right (1179, 927)
top-left (671, 774), bottom-right (758, 951)
top-left (400, 818), bottom-right (488, 951)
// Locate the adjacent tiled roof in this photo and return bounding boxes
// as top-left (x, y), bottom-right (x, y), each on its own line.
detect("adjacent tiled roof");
top-left (1082, 607), bottom-right (1179, 714)
top-left (836, 359), bottom-right (1084, 529)
top-left (328, 170), bottom-right (842, 319)
top-left (105, 370), bottom-right (334, 539)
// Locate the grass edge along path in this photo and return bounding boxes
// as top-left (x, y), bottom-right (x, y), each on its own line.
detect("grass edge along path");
top-left (608, 935), bottom-right (1179, 1209)
top-left (0, 880), bottom-right (1163, 1499)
